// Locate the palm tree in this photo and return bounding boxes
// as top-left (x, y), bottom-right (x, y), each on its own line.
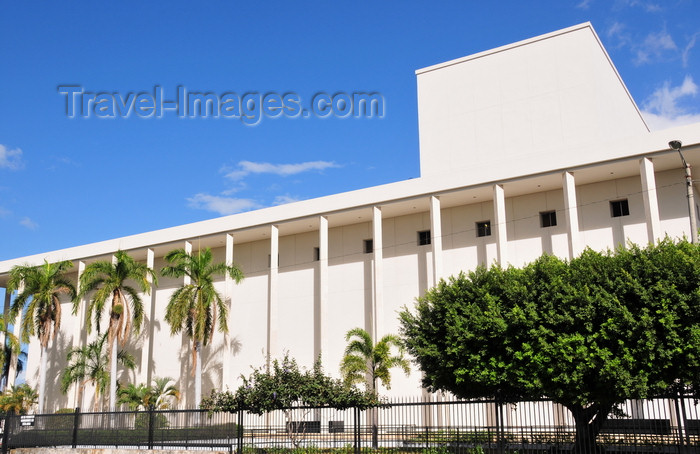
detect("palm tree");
top-left (75, 250), bottom-right (157, 410)
top-left (61, 333), bottom-right (136, 411)
top-left (0, 384), bottom-right (38, 414)
top-left (341, 327), bottom-right (410, 448)
top-left (148, 376), bottom-right (180, 409)
top-left (340, 327), bottom-right (410, 395)
top-left (7, 260), bottom-right (76, 413)
top-left (0, 314), bottom-right (22, 392)
top-left (117, 382), bottom-right (150, 411)
top-left (161, 247), bottom-right (243, 406)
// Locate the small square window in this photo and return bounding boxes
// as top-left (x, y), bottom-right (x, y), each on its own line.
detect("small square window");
top-left (540, 211), bottom-right (557, 228)
top-left (363, 239), bottom-right (373, 254)
top-left (313, 247), bottom-right (320, 261)
top-left (476, 221), bottom-right (491, 237)
top-left (418, 230), bottom-right (431, 246)
top-left (610, 199), bottom-right (630, 217)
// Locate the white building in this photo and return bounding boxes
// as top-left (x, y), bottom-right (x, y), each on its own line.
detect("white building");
top-left (1, 22), bottom-right (699, 412)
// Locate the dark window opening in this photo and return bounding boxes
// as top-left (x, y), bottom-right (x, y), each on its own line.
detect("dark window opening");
top-left (610, 199), bottom-right (630, 217)
top-left (418, 230), bottom-right (431, 246)
top-left (476, 221), bottom-right (491, 237)
top-left (540, 211), bottom-right (557, 228)
top-left (363, 239), bottom-right (373, 254)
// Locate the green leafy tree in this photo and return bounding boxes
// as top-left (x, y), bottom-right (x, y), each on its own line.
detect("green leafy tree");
top-left (75, 250), bottom-right (157, 410)
top-left (340, 327), bottom-right (410, 395)
top-left (161, 247), bottom-right (243, 406)
top-left (7, 260), bottom-right (76, 413)
top-left (0, 384), bottom-right (38, 414)
top-left (201, 354), bottom-right (380, 447)
top-left (61, 333), bottom-right (136, 411)
top-left (400, 238), bottom-right (700, 453)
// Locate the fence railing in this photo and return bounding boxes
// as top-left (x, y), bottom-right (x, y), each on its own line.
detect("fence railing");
top-left (3, 395), bottom-right (700, 453)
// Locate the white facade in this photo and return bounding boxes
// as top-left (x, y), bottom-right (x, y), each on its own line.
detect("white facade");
top-left (1, 23), bottom-right (700, 411)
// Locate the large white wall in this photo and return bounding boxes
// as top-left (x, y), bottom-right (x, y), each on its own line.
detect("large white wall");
top-left (22, 162), bottom-right (696, 412)
top-left (416, 23), bottom-right (648, 183)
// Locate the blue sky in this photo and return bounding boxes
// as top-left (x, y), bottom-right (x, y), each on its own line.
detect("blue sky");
top-left (1, 0), bottom-right (699, 263)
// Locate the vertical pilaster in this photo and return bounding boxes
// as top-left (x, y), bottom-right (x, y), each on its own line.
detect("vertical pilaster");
top-left (372, 207), bottom-right (384, 341)
top-left (493, 184), bottom-right (508, 266)
top-left (223, 233), bottom-right (234, 387)
top-left (267, 225), bottom-right (279, 366)
top-left (563, 172), bottom-right (582, 259)
top-left (430, 196), bottom-right (443, 287)
top-left (140, 249), bottom-right (155, 386)
top-left (73, 260), bottom-right (86, 407)
top-left (640, 158), bottom-right (661, 244)
top-left (317, 216), bottom-right (329, 364)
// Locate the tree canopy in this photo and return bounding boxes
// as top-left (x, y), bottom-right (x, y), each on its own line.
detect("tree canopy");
top-left (201, 354), bottom-right (380, 414)
top-left (400, 239), bottom-right (700, 452)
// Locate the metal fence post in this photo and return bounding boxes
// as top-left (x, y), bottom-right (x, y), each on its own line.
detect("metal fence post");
top-left (497, 399), bottom-right (504, 454)
top-left (237, 409), bottom-right (243, 454)
top-left (147, 405), bottom-right (155, 449)
top-left (1, 413), bottom-right (10, 454)
top-left (354, 406), bottom-right (360, 454)
top-left (673, 394), bottom-right (685, 453)
top-left (71, 407), bottom-right (80, 448)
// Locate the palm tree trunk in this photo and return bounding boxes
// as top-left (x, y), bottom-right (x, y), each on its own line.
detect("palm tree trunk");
top-left (194, 340), bottom-right (202, 406)
top-left (38, 345), bottom-right (47, 413)
top-left (109, 336), bottom-right (117, 410)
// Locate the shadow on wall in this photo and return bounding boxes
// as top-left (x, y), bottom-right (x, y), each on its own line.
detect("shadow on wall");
top-left (46, 330), bottom-right (70, 412)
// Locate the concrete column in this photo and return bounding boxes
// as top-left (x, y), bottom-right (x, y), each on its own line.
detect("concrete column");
top-left (184, 241), bottom-right (193, 285)
top-left (267, 225), bottom-right (279, 366)
top-left (73, 260), bottom-right (86, 407)
top-left (140, 249), bottom-right (156, 386)
top-left (640, 158), bottom-right (661, 244)
top-left (562, 172), bottom-right (582, 259)
top-left (493, 184), bottom-right (508, 266)
top-left (430, 196), bottom-right (443, 287)
top-left (316, 216), bottom-right (329, 364)
top-left (223, 233), bottom-right (234, 387)
top-left (372, 207), bottom-right (384, 341)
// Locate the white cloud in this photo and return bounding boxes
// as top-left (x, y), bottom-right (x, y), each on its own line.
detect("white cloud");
top-left (19, 217), bottom-right (38, 230)
top-left (576, 0), bottom-right (592, 9)
top-left (606, 22), bottom-right (631, 48)
top-left (0, 144), bottom-right (24, 170)
top-left (635, 29), bottom-right (677, 65)
top-left (641, 76), bottom-right (700, 130)
top-left (614, 0), bottom-right (661, 12)
top-left (682, 33), bottom-right (698, 68)
top-left (186, 193), bottom-right (262, 215)
top-left (273, 195), bottom-right (301, 205)
top-left (224, 160), bottom-right (340, 181)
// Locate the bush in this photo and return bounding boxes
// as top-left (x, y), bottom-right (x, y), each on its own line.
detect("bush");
top-left (134, 412), bottom-right (169, 430)
top-left (51, 408), bottom-right (75, 430)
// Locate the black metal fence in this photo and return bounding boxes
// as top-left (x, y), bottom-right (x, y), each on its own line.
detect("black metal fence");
top-left (3, 395), bottom-right (700, 453)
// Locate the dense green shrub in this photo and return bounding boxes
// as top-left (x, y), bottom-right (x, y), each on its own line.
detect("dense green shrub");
top-left (134, 412), bottom-right (168, 429)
